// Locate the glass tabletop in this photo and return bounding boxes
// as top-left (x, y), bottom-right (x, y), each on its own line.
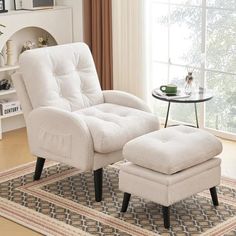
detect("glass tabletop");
top-left (152, 89), bottom-right (214, 103)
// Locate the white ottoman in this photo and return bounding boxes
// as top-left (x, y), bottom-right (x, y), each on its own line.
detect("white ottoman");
top-left (119, 126), bottom-right (223, 229)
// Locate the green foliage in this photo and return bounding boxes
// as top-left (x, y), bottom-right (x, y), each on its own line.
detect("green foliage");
top-left (156, 3), bottom-right (236, 133)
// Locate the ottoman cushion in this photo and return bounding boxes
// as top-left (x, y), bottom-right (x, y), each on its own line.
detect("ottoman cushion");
top-left (123, 126), bottom-right (222, 175)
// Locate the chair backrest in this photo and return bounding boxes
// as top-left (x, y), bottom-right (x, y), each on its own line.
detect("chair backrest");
top-left (16, 43), bottom-right (104, 115)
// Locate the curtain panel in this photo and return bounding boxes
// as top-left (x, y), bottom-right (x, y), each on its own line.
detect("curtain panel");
top-left (112, 0), bottom-right (147, 100)
top-left (83, 0), bottom-right (113, 90)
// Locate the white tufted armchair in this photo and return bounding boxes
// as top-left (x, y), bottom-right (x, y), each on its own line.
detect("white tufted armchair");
top-left (12, 43), bottom-right (160, 201)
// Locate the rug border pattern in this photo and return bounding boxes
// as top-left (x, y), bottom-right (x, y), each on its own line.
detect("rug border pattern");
top-left (0, 161), bottom-right (236, 236)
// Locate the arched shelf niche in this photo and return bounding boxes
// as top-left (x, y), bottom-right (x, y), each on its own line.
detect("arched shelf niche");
top-left (1, 27), bottom-right (58, 65)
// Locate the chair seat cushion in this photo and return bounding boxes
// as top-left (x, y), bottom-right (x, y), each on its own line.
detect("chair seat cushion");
top-left (75, 103), bottom-right (160, 153)
top-left (123, 126), bottom-right (223, 175)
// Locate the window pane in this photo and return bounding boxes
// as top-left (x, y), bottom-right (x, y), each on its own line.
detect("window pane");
top-left (169, 65), bottom-right (201, 88)
top-left (147, 1), bottom-right (236, 137)
top-left (170, 6), bottom-right (202, 66)
top-left (171, 0), bottom-right (201, 6)
top-left (207, 0), bottom-right (236, 10)
top-left (152, 0), bottom-right (168, 3)
top-left (168, 65), bottom-right (201, 124)
top-left (151, 63), bottom-right (169, 118)
top-left (206, 9), bottom-right (236, 73)
top-left (205, 72), bottom-right (236, 134)
top-left (151, 62), bottom-right (169, 88)
top-left (152, 98), bottom-right (168, 119)
top-left (151, 3), bottom-right (169, 62)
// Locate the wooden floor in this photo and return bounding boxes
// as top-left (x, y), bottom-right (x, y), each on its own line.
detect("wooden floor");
top-left (0, 128), bottom-right (235, 236)
top-left (0, 129), bottom-right (41, 236)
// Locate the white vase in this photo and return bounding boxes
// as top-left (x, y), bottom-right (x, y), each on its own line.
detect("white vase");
top-left (6, 40), bottom-right (15, 66)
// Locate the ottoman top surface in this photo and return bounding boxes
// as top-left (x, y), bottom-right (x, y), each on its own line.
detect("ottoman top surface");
top-left (123, 126), bottom-right (223, 175)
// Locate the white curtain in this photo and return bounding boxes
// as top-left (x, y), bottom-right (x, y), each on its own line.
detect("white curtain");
top-left (112, 0), bottom-right (147, 100)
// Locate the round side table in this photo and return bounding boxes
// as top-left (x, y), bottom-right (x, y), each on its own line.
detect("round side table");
top-left (152, 90), bottom-right (213, 128)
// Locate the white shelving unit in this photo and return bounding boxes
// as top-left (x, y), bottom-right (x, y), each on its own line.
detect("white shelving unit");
top-left (0, 65), bottom-right (21, 139)
top-left (0, 88), bottom-right (16, 96)
top-left (0, 65), bottom-right (20, 73)
top-left (0, 6), bottom-right (73, 140)
top-left (1, 111), bottom-right (23, 120)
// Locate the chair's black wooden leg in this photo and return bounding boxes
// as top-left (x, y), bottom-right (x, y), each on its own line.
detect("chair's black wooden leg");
top-left (162, 206), bottom-right (170, 229)
top-left (210, 187), bottom-right (219, 206)
top-left (94, 168), bottom-right (103, 202)
top-left (121, 192), bottom-right (131, 212)
top-left (34, 157), bottom-right (45, 181)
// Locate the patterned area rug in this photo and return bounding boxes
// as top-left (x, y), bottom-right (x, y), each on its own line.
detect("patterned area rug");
top-left (0, 161), bottom-right (236, 236)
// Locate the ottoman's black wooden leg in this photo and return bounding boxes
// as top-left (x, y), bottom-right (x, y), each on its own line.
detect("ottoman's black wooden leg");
top-left (94, 168), bottom-right (103, 202)
top-left (34, 157), bottom-right (45, 180)
top-left (162, 206), bottom-right (170, 229)
top-left (121, 192), bottom-right (131, 212)
top-left (210, 187), bottom-right (219, 206)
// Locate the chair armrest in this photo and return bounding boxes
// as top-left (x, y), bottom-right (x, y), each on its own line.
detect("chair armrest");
top-left (103, 90), bottom-right (151, 112)
top-left (27, 107), bottom-right (94, 171)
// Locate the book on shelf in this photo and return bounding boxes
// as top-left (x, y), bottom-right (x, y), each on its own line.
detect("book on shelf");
top-left (0, 99), bottom-right (21, 116)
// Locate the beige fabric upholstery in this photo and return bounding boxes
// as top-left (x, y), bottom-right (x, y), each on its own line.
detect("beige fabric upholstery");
top-left (75, 103), bottom-right (159, 153)
top-left (11, 73), bottom-right (33, 121)
top-left (93, 150), bottom-right (123, 170)
top-left (119, 158), bottom-right (221, 206)
top-left (13, 43), bottom-right (160, 171)
top-left (123, 126), bottom-right (223, 175)
top-left (27, 107), bottom-right (94, 171)
top-left (19, 43), bottom-right (104, 111)
top-left (103, 90), bottom-right (151, 113)
top-left (120, 126), bottom-right (222, 207)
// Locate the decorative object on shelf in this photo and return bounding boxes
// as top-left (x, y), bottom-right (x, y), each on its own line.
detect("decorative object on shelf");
top-left (0, 23), bottom-right (5, 35)
top-left (0, 99), bottom-right (21, 116)
top-left (0, 0), bottom-right (8, 13)
top-left (0, 79), bottom-right (11, 90)
top-left (6, 40), bottom-right (15, 66)
top-left (0, 52), bottom-right (4, 67)
top-left (21, 0), bottom-right (54, 10)
top-left (38, 35), bottom-right (49, 47)
top-left (14, 0), bottom-right (23, 10)
top-left (184, 67), bottom-right (195, 95)
top-left (20, 41), bottom-right (36, 53)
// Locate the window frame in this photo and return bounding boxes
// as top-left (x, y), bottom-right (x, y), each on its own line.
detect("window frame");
top-left (146, 0), bottom-right (236, 140)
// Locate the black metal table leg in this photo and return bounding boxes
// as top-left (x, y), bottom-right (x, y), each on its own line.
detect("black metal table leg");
top-left (94, 168), bottom-right (103, 202)
top-left (162, 206), bottom-right (170, 229)
top-left (121, 192), bottom-right (131, 212)
top-left (210, 187), bottom-right (219, 206)
top-left (194, 103), bottom-right (199, 128)
top-left (34, 157), bottom-right (45, 181)
top-left (164, 102), bottom-right (171, 128)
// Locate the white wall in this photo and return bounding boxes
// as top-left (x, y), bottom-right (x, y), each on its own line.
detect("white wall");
top-left (55, 0), bottom-right (84, 42)
top-left (5, 0), bottom-right (15, 10)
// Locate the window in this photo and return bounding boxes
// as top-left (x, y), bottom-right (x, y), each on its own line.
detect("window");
top-left (146, 0), bottom-right (236, 138)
